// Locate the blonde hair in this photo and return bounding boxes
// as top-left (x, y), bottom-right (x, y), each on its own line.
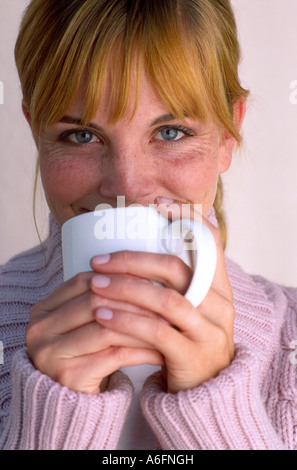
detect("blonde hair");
top-left (15, 0), bottom-right (249, 247)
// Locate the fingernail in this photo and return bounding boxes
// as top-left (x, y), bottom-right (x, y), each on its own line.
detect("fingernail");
top-left (92, 275), bottom-right (111, 288)
top-left (92, 254), bottom-right (111, 265)
top-left (96, 308), bottom-right (113, 320)
top-left (156, 197), bottom-right (174, 206)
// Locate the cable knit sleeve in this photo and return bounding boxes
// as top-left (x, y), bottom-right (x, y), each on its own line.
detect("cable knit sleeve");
top-left (141, 344), bottom-right (285, 450)
top-left (1, 215), bottom-right (297, 450)
top-left (0, 218), bottom-right (135, 450)
top-left (0, 349), bottom-right (133, 450)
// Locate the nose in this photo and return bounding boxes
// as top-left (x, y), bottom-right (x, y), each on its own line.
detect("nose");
top-left (99, 150), bottom-right (158, 204)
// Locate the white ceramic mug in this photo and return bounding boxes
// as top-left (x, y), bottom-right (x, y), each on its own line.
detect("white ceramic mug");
top-left (62, 205), bottom-right (217, 307)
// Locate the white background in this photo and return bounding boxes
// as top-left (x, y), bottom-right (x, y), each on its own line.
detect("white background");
top-left (0, 0), bottom-right (297, 286)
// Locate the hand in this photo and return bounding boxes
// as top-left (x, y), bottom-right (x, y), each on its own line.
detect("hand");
top-left (26, 272), bottom-right (164, 394)
top-left (90, 204), bottom-right (235, 393)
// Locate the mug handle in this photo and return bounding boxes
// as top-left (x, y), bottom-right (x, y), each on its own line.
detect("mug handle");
top-left (167, 219), bottom-right (217, 307)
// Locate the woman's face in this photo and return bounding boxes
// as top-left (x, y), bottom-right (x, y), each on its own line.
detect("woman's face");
top-left (29, 70), bottom-right (239, 226)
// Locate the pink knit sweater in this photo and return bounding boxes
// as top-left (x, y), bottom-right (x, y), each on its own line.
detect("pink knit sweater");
top-left (0, 212), bottom-right (297, 450)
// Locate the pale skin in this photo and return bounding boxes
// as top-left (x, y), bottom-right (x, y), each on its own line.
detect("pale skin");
top-left (24, 68), bottom-right (246, 394)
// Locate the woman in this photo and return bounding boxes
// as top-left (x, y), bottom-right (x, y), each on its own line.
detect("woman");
top-left (0, 0), bottom-right (296, 450)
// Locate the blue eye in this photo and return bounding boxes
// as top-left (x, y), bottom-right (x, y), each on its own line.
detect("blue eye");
top-left (67, 130), bottom-right (97, 144)
top-left (155, 126), bottom-right (194, 142)
top-left (62, 129), bottom-right (99, 145)
top-left (160, 128), bottom-right (179, 140)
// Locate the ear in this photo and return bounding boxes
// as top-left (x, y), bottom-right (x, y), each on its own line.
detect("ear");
top-left (218, 97), bottom-right (246, 174)
top-left (22, 100), bottom-right (40, 147)
top-left (22, 100), bottom-right (31, 126)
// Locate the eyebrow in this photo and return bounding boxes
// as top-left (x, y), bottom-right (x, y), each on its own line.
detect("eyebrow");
top-left (150, 114), bottom-right (179, 126)
top-left (58, 113), bottom-right (180, 129)
top-left (59, 115), bottom-right (103, 131)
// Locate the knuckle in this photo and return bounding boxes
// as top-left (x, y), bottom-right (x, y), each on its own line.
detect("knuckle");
top-left (26, 318), bottom-right (43, 347)
top-left (165, 254), bottom-right (187, 276)
top-left (88, 291), bottom-right (104, 310)
top-left (71, 272), bottom-right (91, 289)
top-left (222, 277), bottom-right (234, 303)
top-left (113, 275), bottom-right (133, 297)
top-left (161, 287), bottom-right (183, 311)
top-left (121, 250), bottom-right (133, 260)
top-left (118, 250), bottom-right (135, 268)
top-left (54, 362), bottom-right (74, 388)
top-left (152, 320), bottom-right (169, 344)
top-left (221, 297), bottom-right (235, 325)
top-left (29, 302), bottom-right (44, 320)
top-left (111, 346), bottom-right (129, 364)
top-left (103, 327), bottom-right (125, 346)
top-left (31, 341), bottom-right (54, 374)
top-left (212, 325), bottom-right (229, 351)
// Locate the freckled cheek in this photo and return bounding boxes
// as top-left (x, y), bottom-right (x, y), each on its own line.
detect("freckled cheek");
top-left (162, 157), bottom-right (219, 203)
top-left (193, 162), bottom-right (218, 190)
top-left (39, 156), bottom-right (99, 203)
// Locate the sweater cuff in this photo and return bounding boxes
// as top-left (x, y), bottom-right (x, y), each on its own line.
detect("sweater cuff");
top-left (1, 348), bottom-right (133, 450)
top-left (141, 345), bottom-right (285, 450)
